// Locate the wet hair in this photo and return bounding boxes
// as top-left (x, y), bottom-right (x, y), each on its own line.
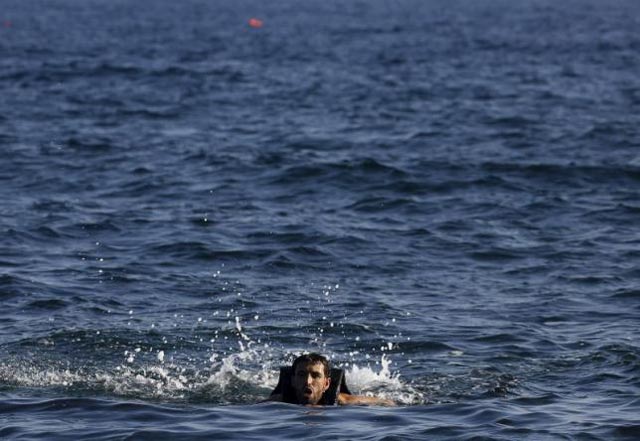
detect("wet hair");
top-left (292, 353), bottom-right (330, 377)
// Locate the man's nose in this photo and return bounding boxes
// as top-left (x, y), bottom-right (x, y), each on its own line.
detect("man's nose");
top-left (306, 375), bottom-right (314, 385)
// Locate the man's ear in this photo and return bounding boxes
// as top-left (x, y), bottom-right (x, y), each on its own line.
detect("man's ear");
top-left (323, 376), bottom-right (331, 392)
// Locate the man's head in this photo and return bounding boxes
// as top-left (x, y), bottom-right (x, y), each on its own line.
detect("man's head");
top-left (290, 353), bottom-right (331, 405)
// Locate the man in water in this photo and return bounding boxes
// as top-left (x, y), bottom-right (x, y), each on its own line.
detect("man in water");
top-left (266, 353), bottom-right (395, 406)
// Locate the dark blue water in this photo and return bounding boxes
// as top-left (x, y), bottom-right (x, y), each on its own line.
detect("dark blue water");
top-left (2, 0), bottom-right (640, 439)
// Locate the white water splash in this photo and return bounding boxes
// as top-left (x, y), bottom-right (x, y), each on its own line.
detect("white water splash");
top-left (343, 355), bottom-right (423, 405)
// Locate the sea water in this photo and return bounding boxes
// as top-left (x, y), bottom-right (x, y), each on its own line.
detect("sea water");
top-left (1, 0), bottom-right (640, 439)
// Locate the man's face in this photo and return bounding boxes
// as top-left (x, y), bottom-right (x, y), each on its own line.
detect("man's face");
top-left (291, 362), bottom-right (330, 405)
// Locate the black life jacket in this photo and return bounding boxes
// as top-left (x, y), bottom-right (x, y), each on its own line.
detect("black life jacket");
top-left (270, 366), bottom-right (352, 405)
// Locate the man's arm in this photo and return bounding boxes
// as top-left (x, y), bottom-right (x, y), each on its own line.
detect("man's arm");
top-left (337, 392), bottom-right (396, 406)
top-left (264, 393), bottom-right (284, 402)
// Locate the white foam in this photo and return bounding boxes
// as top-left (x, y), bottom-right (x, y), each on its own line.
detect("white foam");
top-left (343, 355), bottom-right (425, 405)
top-left (0, 364), bottom-right (84, 388)
top-left (344, 356), bottom-right (394, 389)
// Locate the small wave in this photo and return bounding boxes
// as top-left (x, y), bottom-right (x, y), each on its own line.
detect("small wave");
top-left (611, 289), bottom-right (640, 299)
top-left (0, 273), bottom-right (22, 288)
top-left (469, 249), bottom-right (524, 262)
top-left (484, 115), bottom-right (537, 128)
top-left (72, 219), bottom-right (121, 233)
top-left (147, 241), bottom-right (272, 262)
top-left (26, 299), bottom-right (68, 310)
top-left (348, 196), bottom-right (421, 214)
top-left (267, 158), bottom-right (408, 188)
top-left (481, 161), bottom-right (640, 184)
top-left (65, 136), bottom-right (114, 152)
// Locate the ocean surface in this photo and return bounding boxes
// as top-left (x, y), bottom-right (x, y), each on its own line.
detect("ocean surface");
top-left (1, 0), bottom-right (640, 439)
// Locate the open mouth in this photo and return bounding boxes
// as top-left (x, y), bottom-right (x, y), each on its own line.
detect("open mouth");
top-left (300, 386), bottom-right (314, 401)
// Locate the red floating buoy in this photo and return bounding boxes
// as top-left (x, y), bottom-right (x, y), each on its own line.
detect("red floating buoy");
top-left (248, 18), bottom-right (263, 29)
